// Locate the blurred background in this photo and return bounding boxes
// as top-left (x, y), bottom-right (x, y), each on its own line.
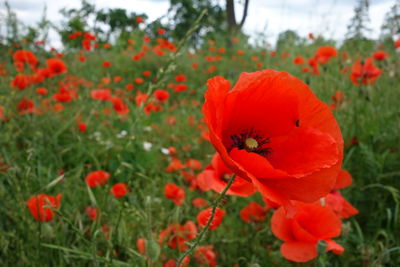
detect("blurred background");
top-left (1, 0), bottom-right (398, 49)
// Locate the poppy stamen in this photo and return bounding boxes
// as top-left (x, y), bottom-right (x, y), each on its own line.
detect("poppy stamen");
top-left (230, 129), bottom-right (271, 156)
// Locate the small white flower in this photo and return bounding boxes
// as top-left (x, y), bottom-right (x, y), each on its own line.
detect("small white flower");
top-left (143, 141), bottom-right (153, 151)
top-left (143, 126), bottom-right (152, 132)
top-left (161, 148), bottom-right (170, 155)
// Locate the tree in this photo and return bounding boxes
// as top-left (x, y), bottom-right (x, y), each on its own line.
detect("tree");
top-left (226, 0), bottom-right (249, 35)
top-left (346, 0), bottom-right (371, 40)
top-left (168, 0), bottom-right (225, 43)
top-left (381, 0), bottom-right (400, 38)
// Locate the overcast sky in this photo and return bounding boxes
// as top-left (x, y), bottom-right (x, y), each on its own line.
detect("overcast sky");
top-left (3, 0), bottom-right (396, 48)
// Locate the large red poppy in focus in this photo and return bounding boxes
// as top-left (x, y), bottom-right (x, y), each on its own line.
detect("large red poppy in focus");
top-left (202, 69), bottom-right (343, 214)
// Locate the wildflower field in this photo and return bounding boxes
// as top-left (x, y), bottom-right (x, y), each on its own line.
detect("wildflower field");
top-left (1, 1), bottom-right (400, 266)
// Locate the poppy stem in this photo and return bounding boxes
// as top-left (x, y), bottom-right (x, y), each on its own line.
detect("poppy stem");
top-left (176, 174), bottom-right (236, 266)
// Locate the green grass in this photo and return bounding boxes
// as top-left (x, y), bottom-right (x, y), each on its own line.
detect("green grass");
top-left (0, 33), bottom-right (399, 267)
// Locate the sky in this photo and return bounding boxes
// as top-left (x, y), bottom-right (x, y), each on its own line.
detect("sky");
top-left (3, 0), bottom-right (396, 48)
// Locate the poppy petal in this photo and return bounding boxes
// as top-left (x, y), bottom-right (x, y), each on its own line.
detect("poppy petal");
top-left (280, 242), bottom-right (318, 262)
top-left (269, 127), bottom-right (339, 177)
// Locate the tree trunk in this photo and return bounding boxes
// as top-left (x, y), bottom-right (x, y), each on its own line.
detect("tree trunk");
top-left (226, 0), bottom-right (250, 34)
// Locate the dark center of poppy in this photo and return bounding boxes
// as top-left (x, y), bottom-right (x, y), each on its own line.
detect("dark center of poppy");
top-left (230, 129), bottom-right (271, 156)
top-left (220, 173), bottom-right (231, 182)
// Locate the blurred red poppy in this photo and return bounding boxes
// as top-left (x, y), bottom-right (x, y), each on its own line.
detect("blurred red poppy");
top-left (240, 201), bottom-right (268, 223)
top-left (110, 183), bottom-right (130, 198)
top-left (159, 221), bottom-right (197, 251)
top-left (86, 170), bottom-right (110, 187)
top-left (194, 245), bottom-right (217, 267)
top-left (350, 58), bottom-right (381, 85)
top-left (197, 207), bottom-right (225, 230)
top-left (164, 183), bottom-right (185, 205)
top-left (26, 193), bottom-right (62, 222)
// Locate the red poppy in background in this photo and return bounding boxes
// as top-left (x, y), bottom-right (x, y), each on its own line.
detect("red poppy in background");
top-left (26, 193), bottom-right (62, 222)
top-left (194, 245), bottom-right (217, 267)
top-left (192, 197), bottom-right (208, 208)
top-left (154, 89), bottom-right (170, 102)
top-left (91, 89), bottom-right (111, 101)
top-left (46, 58), bottom-right (67, 77)
top-left (175, 74), bottom-right (187, 82)
top-left (271, 201), bottom-right (343, 262)
top-left (85, 206), bottom-right (98, 221)
top-left (350, 58), bottom-right (381, 85)
top-left (111, 183), bottom-right (130, 198)
top-left (240, 201), bottom-right (269, 223)
top-left (159, 221), bottom-right (197, 251)
top-left (13, 50), bottom-right (38, 69)
top-left (11, 74), bottom-right (31, 90)
top-left (164, 183), bottom-right (185, 205)
top-left (197, 207), bottom-right (225, 230)
top-left (17, 98), bottom-right (35, 114)
top-left (196, 153), bottom-right (255, 197)
top-left (315, 46), bottom-right (337, 64)
top-left (86, 170), bottom-right (110, 187)
top-left (293, 56), bottom-right (305, 65)
top-left (203, 70), bottom-right (343, 215)
top-left (78, 122), bottom-right (87, 133)
top-left (136, 238), bottom-right (146, 254)
top-left (110, 97), bottom-right (129, 114)
top-left (372, 50), bottom-right (388, 61)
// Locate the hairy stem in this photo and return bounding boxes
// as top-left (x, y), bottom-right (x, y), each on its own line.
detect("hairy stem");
top-left (176, 174), bottom-right (236, 266)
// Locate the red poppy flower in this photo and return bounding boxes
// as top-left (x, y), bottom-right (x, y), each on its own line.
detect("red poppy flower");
top-left (85, 206), bottom-right (98, 221)
top-left (185, 158), bottom-right (202, 170)
top-left (325, 192), bottom-right (358, 219)
top-left (110, 183), bottom-right (130, 198)
top-left (17, 98), bottom-right (35, 114)
top-left (91, 89), bottom-right (111, 101)
top-left (86, 170), bottom-right (110, 187)
top-left (271, 201), bottom-right (343, 262)
top-left (315, 46), bottom-right (337, 64)
top-left (293, 56), bottom-right (305, 65)
top-left (203, 70), bottom-right (343, 215)
top-left (194, 245), bottom-right (217, 267)
top-left (196, 153), bottom-right (255, 197)
top-left (154, 89), bottom-right (170, 102)
top-left (102, 61), bottom-right (111, 68)
top-left (110, 97), bottom-right (129, 114)
top-left (136, 238), bottom-right (146, 254)
top-left (350, 58), bottom-right (381, 85)
top-left (78, 122), bottom-right (87, 133)
top-left (11, 74), bottom-right (31, 90)
top-left (240, 201), bottom-right (268, 223)
top-left (136, 17), bottom-right (144, 23)
top-left (157, 28), bottom-right (166, 35)
top-left (175, 74), bottom-right (186, 82)
top-left (164, 183), bottom-right (185, 205)
top-left (159, 221), bottom-right (197, 251)
top-left (46, 58), bottom-right (67, 77)
top-left (333, 169), bottom-right (352, 190)
top-left (197, 207), bottom-right (225, 230)
top-left (13, 50), bottom-right (38, 69)
top-left (163, 257), bottom-right (190, 267)
top-left (165, 158), bottom-right (184, 172)
top-left (192, 197), bottom-right (208, 208)
top-left (26, 193), bottom-right (62, 222)
top-left (372, 50), bottom-right (388, 61)
top-left (36, 87), bottom-right (48, 95)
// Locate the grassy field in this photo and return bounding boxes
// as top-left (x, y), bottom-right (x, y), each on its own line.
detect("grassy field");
top-left (0, 18), bottom-right (400, 267)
